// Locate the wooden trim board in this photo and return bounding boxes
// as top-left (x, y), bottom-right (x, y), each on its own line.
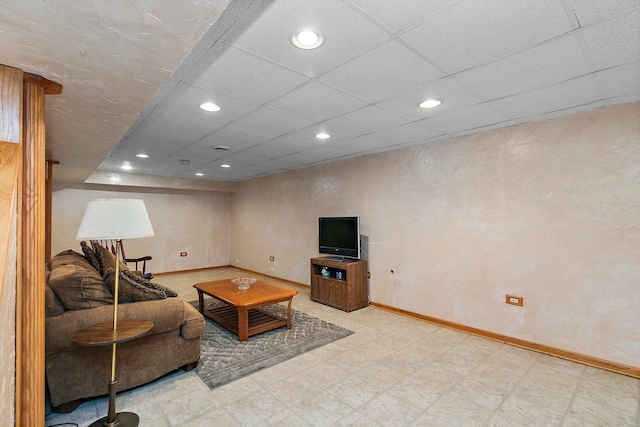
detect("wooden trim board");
top-left (370, 301), bottom-right (640, 379)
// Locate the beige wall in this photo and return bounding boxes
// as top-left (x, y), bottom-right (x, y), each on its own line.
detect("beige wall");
top-left (230, 102), bottom-right (640, 368)
top-left (52, 188), bottom-right (232, 273)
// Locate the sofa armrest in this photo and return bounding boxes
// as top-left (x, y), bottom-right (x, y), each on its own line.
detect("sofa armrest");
top-left (46, 298), bottom-right (187, 355)
top-left (180, 301), bottom-right (205, 340)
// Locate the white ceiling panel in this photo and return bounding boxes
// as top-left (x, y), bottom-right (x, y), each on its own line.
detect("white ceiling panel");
top-left (455, 36), bottom-right (591, 100)
top-left (233, 107), bottom-right (316, 135)
top-left (370, 122), bottom-right (445, 145)
top-left (268, 81), bottom-right (368, 121)
top-left (580, 10), bottom-right (640, 70)
top-left (191, 46), bottom-right (310, 104)
top-left (400, 0), bottom-right (573, 73)
top-left (320, 40), bottom-right (444, 103)
top-left (489, 75), bottom-right (604, 120)
top-left (140, 108), bottom-right (227, 139)
top-left (376, 77), bottom-right (485, 120)
top-left (344, 0), bottom-right (460, 34)
top-left (287, 124), bottom-right (359, 144)
top-left (232, 0), bottom-right (390, 76)
top-left (322, 105), bottom-right (409, 135)
top-left (597, 62), bottom-right (640, 99)
top-left (569, 0), bottom-right (635, 26)
top-left (415, 103), bottom-right (510, 135)
top-left (206, 124), bottom-right (278, 147)
top-left (245, 136), bottom-right (320, 159)
top-left (162, 84), bottom-right (260, 122)
top-left (123, 127), bottom-right (201, 149)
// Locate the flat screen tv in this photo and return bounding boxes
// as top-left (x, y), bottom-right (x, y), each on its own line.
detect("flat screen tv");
top-left (318, 216), bottom-right (360, 260)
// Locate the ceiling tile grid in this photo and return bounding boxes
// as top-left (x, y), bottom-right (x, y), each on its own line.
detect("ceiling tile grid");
top-left (86, 0), bottom-right (640, 182)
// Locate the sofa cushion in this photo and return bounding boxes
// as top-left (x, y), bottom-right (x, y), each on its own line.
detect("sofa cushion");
top-left (45, 285), bottom-right (66, 317)
top-left (47, 251), bottom-right (113, 310)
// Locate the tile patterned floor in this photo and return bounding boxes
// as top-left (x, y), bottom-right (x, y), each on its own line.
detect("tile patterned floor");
top-left (46, 268), bottom-right (640, 426)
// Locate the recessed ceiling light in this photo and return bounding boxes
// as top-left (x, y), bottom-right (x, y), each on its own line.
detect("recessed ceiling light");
top-left (195, 172), bottom-right (204, 176)
top-left (199, 102), bottom-right (221, 112)
top-left (180, 159), bottom-right (191, 165)
top-left (291, 30), bottom-right (324, 50)
top-left (212, 145), bottom-right (230, 151)
top-left (121, 164), bottom-right (133, 170)
top-left (418, 99), bottom-right (442, 109)
top-left (136, 153), bottom-right (149, 158)
top-left (221, 164), bottom-right (231, 168)
top-left (315, 133), bottom-right (331, 140)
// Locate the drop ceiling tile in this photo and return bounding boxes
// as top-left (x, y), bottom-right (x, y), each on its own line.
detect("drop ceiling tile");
top-left (233, 107), bottom-right (316, 135)
top-left (597, 61), bottom-right (640, 99)
top-left (162, 85), bottom-right (260, 122)
top-left (188, 136), bottom-right (254, 155)
top-left (329, 134), bottom-right (394, 155)
top-left (368, 122), bottom-right (445, 145)
top-left (141, 108), bottom-right (227, 139)
top-left (489, 75), bottom-right (603, 120)
top-left (207, 124), bottom-right (278, 146)
top-left (320, 40), bottom-right (444, 103)
top-left (345, 0), bottom-right (460, 34)
top-left (322, 105), bottom-right (409, 135)
top-left (581, 10), bottom-right (640, 70)
top-left (415, 103), bottom-right (510, 135)
top-left (455, 35), bottom-right (591, 100)
top-left (400, 0), bottom-right (573, 73)
top-left (123, 127), bottom-right (199, 149)
top-left (244, 136), bottom-right (319, 159)
top-left (568, 0), bottom-right (635, 26)
top-left (268, 81), bottom-right (367, 121)
top-left (285, 145), bottom-right (346, 165)
top-left (287, 124), bottom-right (359, 144)
top-left (376, 77), bottom-right (484, 120)
top-left (192, 46), bottom-right (310, 104)
top-left (214, 151), bottom-right (271, 169)
top-left (232, 0), bottom-right (390, 77)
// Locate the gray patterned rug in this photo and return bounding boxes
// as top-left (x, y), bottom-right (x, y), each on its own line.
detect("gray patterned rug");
top-left (191, 300), bottom-right (353, 389)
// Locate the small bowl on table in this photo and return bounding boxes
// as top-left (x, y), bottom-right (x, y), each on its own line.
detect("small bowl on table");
top-left (232, 277), bottom-right (256, 290)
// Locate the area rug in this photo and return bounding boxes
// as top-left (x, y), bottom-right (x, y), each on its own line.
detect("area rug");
top-left (191, 300), bottom-right (354, 390)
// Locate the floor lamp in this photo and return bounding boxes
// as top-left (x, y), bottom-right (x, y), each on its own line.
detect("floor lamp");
top-left (75, 199), bottom-right (155, 427)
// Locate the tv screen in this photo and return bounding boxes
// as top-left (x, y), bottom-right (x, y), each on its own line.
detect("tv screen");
top-left (318, 216), bottom-right (360, 259)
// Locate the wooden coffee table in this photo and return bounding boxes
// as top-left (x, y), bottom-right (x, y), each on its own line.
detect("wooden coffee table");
top-left (194, 279), bottom-right (297, 341)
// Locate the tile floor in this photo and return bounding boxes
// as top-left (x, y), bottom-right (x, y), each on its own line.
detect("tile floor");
top-left (45, 268), bottom-right (640, 426)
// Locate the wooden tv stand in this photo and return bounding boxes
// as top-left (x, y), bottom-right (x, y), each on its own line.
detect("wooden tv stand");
top-left (310, 257), bottom-right (368, 312)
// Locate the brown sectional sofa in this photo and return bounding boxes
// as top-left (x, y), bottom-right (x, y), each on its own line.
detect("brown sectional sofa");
top-left (45, 245), bottom-right (205, 410)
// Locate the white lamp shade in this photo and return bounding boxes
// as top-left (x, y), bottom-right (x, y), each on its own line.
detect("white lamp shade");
top-left (76, 199), bottom-right (155, 240)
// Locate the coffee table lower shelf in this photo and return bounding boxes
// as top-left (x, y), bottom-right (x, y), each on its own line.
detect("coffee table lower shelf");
top-left (203, 305), bottom-right (288, 341)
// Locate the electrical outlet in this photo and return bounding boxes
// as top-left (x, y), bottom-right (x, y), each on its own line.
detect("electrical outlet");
top-left (180, 252), bottom-right (187, 257)
top-left (506, 294), bottom-right (523, 306)
top-left (269, 256), bottom-right (275, 261)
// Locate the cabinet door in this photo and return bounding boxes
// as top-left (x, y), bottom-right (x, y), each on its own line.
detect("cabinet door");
top-left (328, 280), bottom-right (347, 307)
top-left (313, 277), bottom-right (331, 302)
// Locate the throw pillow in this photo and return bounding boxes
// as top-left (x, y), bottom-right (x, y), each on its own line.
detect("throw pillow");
top-left (103, 268), bottom-right (166, 303)
top-left (121, 270), bottom-right (178, 297)
top-left (80, 241), bottom-right (102, 275)
top-left (93, 242), bottom-right (129, 275)
top-left (47, 251), bottom-right (113, 310)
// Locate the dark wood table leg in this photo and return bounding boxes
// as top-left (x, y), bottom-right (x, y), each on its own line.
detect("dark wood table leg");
top-left (237, 307), bottom-right (249, 341)
top-left (197, 290), bottom-right (204, 313)
top-left (286, 297), bottom-right (292, 329)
